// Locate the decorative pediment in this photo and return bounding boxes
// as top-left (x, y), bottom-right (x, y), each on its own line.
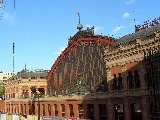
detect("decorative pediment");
top-left (118, 42), bottom-right (124, 50)
top-left (154, 30), bottom-right (160, 42)
top-left (135, 37), bottom-right (141, 46)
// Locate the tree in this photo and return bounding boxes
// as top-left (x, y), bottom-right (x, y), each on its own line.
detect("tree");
top-left (0, 82), bottom-right (5, 99)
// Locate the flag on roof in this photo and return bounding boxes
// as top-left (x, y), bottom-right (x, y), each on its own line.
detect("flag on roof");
top-left (0, 2), bottom-right (2, 8)
top-left (78, 12), bottom-right (80, 17)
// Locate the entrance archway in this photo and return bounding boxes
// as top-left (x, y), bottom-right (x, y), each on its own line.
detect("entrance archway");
top-left (130, 103), bottom-right (142, 120)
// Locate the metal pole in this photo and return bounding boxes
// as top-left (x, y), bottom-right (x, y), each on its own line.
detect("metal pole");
top-left (38, 94), bottom-right (40, 120)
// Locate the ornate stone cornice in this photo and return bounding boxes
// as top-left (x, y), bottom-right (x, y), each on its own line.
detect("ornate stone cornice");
top-left (105, 35), bottom-right (160, 68)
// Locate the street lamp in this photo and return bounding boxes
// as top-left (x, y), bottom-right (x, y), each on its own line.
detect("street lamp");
top-left (37, 93), bottom-right (40, 120)
top-left (30, 87), bottom-right (42, 120)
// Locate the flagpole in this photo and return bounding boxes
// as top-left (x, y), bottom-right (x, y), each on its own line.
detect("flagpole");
top-left (14, 0), bottom-right (15, 17)
top-left (13, 43), bottom-right (15, 74)
top-left (78, 12), bottom-right (80, 24)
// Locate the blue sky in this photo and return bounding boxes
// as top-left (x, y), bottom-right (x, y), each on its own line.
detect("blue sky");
top-left (0, 0), bottom-right (159, 73)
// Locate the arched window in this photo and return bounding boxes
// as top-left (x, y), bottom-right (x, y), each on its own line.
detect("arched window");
top-left (118, 73), bottom-right (122, 90)
top-left (113, 73), bottom-right (123, 90)
top-left (127, 71), bottom-right (134, 89)
top-left (134, 70), bottom-right (140, 88)
top-left (112, 74), bottom-right (117, 90)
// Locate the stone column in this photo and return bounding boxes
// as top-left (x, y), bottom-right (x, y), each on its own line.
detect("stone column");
top-left (107, 99), bottom-right (114, 120)
top-left (21, 104), bottom-right (23, 114)
top-left (124, 98), bottom-right (130, 120)
top-left (138, 60), bottom-right (146, 89)
top-left (65, 104), bottom-right (70, 117)
top-left (15, 104), bottom-right (18, 114)
top-left (26, 104), bottom-right (29, 115)
top-left (51, 103), bottom-right (55, 116)
top-left (45, 103), bottom-right (49, 116)
top-left (28, 86), bottom-right (31, 97)
top-left (19, 102), bottom-right (21, 114)
top-left (40, 103), bottom-right (43, 116)
top-left (73, 104), bottom-right (79, 117)
top-left (13, 104), bottom-right (15, 114)
top-left (142, 97), bottom-right (149, 120)
top-left (83, 103), bottom-right (88, 119)
top-left (10, 104), bottom-right (13, 113)
top-left (94, 104), bottom-right (99, 120)
top-left (5, 103), bottom-right (7, 113)
top-left (18, 86), bottom-right (22, 98)
top-left (57, 103), bottom-right (62, 117)
top-left (35, 103), bottom-right (39, 116)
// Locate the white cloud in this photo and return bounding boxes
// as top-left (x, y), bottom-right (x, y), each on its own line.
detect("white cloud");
top-left (3, 12), bottom-right (15, 25)
top-left (123, 12), bottom-right (130, 18)
top-left (85, 24), bottom-right (103, 34)
top-left (112, 25), bottom-right (125, 34)
top-left (85, 24), bottom-right (91, 28)
top-left (125, 0), bottom-right (135, 5)
top-left (94, 26), bottom-right (103, 34)
top-left (53, 47), bottom-right (66, 55)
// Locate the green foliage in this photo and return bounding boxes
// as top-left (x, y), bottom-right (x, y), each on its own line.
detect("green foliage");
top-left (0, 82), bottom-right (5, 99)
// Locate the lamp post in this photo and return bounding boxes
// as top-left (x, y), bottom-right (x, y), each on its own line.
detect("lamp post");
top-left (30, 87), bottom-right (41, 120)
top-left (37, 93), bottom-right (40, 120)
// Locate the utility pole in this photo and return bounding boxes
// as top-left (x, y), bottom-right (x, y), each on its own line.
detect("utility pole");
top-left (13, 42), bottom-right (15, 74)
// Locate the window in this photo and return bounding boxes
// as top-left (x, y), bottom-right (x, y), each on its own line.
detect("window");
top-left (113, 73), bottom-right (123, 90)
top-left (127, 71), bottom-right (134, 89)
top-left (128, 70), bottom-right (140, 89)
top-left (118, 73), bottom-right (123, 90)
top-left (134, 70), bottom-right (140, 88)
top-left (112, 74), bottom-right (117, 90)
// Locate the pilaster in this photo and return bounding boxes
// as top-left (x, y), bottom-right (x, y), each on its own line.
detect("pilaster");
top-left (45, 103), bottom-right (49, 116)
top-left (35, 103), bottom-right (38, 116)
top-left (82, 103), bottom-right (88, 119)
top-left (142, 97), bottom-right (149, 120)
top-left (57, 103), bottom-right (62, 117)
top-left (138, 61), bottom-right (146, 89)
top-left (94, 104), bottom-right (99, 120)
top-left (124, 98), bottom-right (130, 120)
top-left (51, 103), bottom-right (55, 116)
top-left (73, 104), bottom-right (79, 117)
top-left (107, 99), bottom-right (114, 120)
top-left (26, 104), bottom-right (29, 115)
top-left (65, 104), bottom-right (70, 117)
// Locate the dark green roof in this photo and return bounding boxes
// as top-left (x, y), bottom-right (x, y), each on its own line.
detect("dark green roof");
top-left (112, 24), bottom-right (160, 49)
top-left (9, 70), bottom-right (48, 81)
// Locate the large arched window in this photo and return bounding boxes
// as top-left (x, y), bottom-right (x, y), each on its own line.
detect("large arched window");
top-left (134, 70), bottom-right (140, 88)
top-left (127, 70), bottom-right (140, 89)
top-left (112, 73), bottom-right (123, 90)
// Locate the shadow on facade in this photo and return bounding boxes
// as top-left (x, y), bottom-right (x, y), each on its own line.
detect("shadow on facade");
top-left (144, 49), bottom-right (160, 119)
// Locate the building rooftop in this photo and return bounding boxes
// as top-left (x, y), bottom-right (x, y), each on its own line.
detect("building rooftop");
top-left (112, 23), bottom-right (160, 49)
top-left (8, 69), bottom-right (49, 81)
